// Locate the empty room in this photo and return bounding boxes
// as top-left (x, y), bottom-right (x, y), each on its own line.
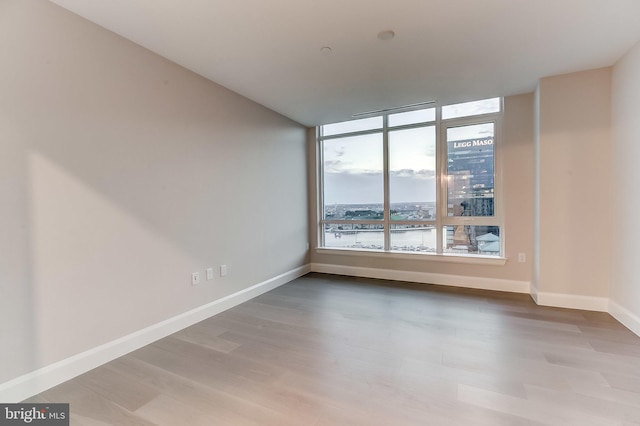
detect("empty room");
top-left (2, 0), bottom-right (640, 424)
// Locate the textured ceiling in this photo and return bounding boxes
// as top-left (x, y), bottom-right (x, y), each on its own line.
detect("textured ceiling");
top-left (49, 0), bottom-right (640, 126)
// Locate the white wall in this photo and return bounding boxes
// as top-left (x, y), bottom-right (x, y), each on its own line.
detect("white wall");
top-left (310, 94), bottom-right (535, 290)
top-left (611, 41), bottom-right (640, 335)
top-left (534, 68), bottom-right (612, 310)
top-left (0, 0), bottom-right (308, 387)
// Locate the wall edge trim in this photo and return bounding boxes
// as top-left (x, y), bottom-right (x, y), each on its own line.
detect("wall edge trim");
top-left (609, 299), bottom-right (640, 338)
top-left (310, 263), bottom-right (531, 294)
top-left (0, 264), bottom-right (310, 402)
top-left (534, 291), bottom-right (609, 312)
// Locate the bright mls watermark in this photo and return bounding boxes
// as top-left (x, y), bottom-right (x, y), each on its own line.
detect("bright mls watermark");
top-left (1, 404), bottom-right (68, 425)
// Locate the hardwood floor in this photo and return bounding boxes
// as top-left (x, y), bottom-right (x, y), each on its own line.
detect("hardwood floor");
top-left (26, 273), bottom-right (640, 425)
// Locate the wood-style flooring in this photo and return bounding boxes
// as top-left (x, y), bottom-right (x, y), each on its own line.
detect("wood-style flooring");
top-left (26, 273), bottom-right (640, 425)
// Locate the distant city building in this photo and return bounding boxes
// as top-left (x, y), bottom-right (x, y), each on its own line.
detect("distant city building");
top-left (447, 136), bottom-right (494, 217)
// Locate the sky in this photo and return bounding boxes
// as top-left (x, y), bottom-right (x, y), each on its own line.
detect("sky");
top-left (323, 124), bottom-right (493, 205)
top-left (322, 98), bottom-right (498, 205)
top-left (323, 128), bottom-right (437, 205)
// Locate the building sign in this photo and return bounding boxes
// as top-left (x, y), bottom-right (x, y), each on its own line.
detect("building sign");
top-left (451, 137), bottom-right (494, 150)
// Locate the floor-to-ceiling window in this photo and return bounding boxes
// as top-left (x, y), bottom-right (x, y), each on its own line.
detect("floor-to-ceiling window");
top-left (318, 97), bottom-right (503, 257)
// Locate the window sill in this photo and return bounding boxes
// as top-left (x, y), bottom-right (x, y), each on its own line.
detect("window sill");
top-left (314, 247), bottom-right (507, 266)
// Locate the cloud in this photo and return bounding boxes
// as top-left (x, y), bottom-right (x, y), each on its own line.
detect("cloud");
top-left (324, 160), bottom-right (343, 172)
top-left (390, 169), bottom-right (435, 179)
top-left (323, 169), bottom-right (437, 204)
top-left (323, 171), bottom-right (383, 204)
top-left (324, 168), bottom-right (382, 176)
top-left (415, 169), bottom-right (436, 178)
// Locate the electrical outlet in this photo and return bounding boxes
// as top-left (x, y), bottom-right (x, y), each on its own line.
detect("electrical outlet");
top-left (220, 264), bottom-right (227, 277)
top-left (206, 268), bottom-right (214, 280)
top-left (518, 253), bottom-right (526, 263)
top-left (191, 272), bottom-right (200, 285)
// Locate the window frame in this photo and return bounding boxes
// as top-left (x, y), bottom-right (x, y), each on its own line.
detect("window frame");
top-left (317, 99), bottom-right (504, 261)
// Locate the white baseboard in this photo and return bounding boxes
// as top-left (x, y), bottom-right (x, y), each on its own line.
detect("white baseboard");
top-left (609, 300), bottom-right (640, 338)
top-left (310, 263), bottom-right (531, 294)
top-left (529, 280), bottom-right (539, 304)
top-left (534, 291), bottom-right (609, 312)
top-left (0, 264), bottom-right (310, 403)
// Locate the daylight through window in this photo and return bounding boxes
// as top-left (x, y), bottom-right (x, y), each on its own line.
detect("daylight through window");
top-left (319, 97), bottom-right (503, 257)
